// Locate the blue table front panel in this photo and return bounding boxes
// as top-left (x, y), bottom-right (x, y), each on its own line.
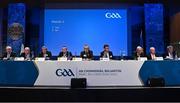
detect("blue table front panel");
top-left (139, 61), bottom-right (180, 86)
top-left (0, 61), bottom-right (38, 86)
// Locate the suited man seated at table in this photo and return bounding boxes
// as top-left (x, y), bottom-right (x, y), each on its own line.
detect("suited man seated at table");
top-left (147, 47), bottom-right (159, 60)
top-left (100, 44), bottom-right (113, 59)
top-left (133, 46), bottom-right (145, 60)
top-left (38, 46), bottom-right (52, 60)
top-left (163, 45), bottom-right (177, 60)
top-left (20, 47), bottom-right (34, 60)
top-left (80, 44), bottom-right (93, 60)
top-left (58, 46), bottom-right (72, 60)
top-left (2, 46), bottom-right (16, 60)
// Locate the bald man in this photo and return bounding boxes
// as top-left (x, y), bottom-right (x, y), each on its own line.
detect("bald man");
top-left (20, 47), bottom-right (34, 60)
top-left (3, 46), bottom-right (16, 60)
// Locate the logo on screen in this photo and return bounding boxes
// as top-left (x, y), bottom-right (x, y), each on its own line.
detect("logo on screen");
top-left (105, 12), bottom-right (122, 19)
top-left (56, 69), bottom-right (75, 77)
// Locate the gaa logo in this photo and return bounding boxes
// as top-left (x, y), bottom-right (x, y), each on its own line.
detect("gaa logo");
top-left (56, 69), bottom-right (75, 77)
top-left (105, 12), bottom-right (122, 19)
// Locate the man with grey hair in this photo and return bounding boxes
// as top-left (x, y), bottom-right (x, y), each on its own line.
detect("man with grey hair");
top-left (133, 46), bottom-right (144, 60)
top-left (80, 44), bottom-right (93, 60)
top-left (2, 46), bottom-right (16, 60)
top-left (38, 46), bottom-right (52, 60)
top-left (147, 47), bottom-right (158, 60)
top-left (163, 45), bottom-right (177, 59)
top-left (20, 47), bottom-right (34, 60)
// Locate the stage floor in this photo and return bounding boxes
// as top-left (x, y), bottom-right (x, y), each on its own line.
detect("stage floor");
top-left (0, 86), bottom-right (180, 102)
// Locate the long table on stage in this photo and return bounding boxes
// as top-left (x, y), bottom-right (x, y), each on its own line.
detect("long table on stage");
top-left (0, 60), bottom-right (180, 101)
top-left (0, 60), bottom-right (180, 86)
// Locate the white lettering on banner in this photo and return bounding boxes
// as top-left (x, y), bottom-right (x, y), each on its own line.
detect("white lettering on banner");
top-left (51, 20), bottom-right (65, 24)
top-left (105, 12), bottom-right (122, 19)
top-left (34, 61), bottom-right (144, 86)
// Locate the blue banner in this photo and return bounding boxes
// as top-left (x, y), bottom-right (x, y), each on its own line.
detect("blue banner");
top-left (144, 4), bottom-right (164, 54)
top-left (7, 3), bottom-right (25, 55)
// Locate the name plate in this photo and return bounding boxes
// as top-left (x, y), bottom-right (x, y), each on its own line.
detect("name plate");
top-left (35, 57), bottom-right (45, 61)
top-left (100, 58), bottom-right (110, 61)
top-left (72, 57), bottom-right (82, 61)
top-left (138, 57), bottom-right (147, 61)
top-left (155, 57), bottom-right (164, 61)
top-left (57, 57), bottom-right (68, 61)
top-left (14, 57), bottom-right (25, 61)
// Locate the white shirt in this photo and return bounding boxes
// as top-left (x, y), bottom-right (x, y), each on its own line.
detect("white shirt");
top-left (151, 54), bottom-right (156, 60)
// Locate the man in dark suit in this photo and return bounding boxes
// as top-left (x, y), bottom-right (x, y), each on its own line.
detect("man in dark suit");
top-left (80, 44), bottom-right (93, 60)
top-left (147, 47), bottom-right (158, 60)
top-left (100, 44), bottom-right (113, 59)
top-left (2, 46), bottom-right (16, 60)
top-left (133, 46), bottom-right (145, 60)
top-left (58, 46), bottom-right (72, 60)
top-left (38, 46), bottom-right (52, 60)
top-left (20, 47), bottom-right (34, 60)
top-left (163, 45), bottom-right (177, 60)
